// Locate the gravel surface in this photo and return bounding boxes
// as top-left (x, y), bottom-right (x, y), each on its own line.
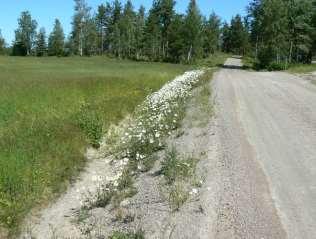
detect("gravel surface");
top-left (214, 58), bottom-right (316, 239)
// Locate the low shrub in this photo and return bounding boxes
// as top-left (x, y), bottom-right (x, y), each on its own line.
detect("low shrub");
top-left (161, 148), bottom-right (197, 185)
top-left (74, 103), bottom-right (103, 148)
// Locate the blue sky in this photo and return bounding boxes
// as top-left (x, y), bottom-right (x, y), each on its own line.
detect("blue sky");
top-left (0, 0), bottom-right (250, 44)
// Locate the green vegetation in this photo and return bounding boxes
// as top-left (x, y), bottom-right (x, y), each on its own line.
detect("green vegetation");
top-left (222, 0), bottom-right (316, 70)
top-left (0, 56), bottom-right (188, 231)
top-left (247, 0), bottom-right (316, 69)
top-left (222, 15), bottom-right (250, 55)
top-left (161, 148), bottom-right (197, 185)
top-left (161, 148), bottom-right (199, 211)
top-left (7, 0), bottom-right (222, 64)
top-left (243, 56), bottom-right (316, 73)
top-left (86, 169), bottom-right (137, 210)
top-left (0, 30), bottom-right (6, 55)
top-left (108, 230), bottom-right (145, 239)
top-left (197, 52), bottom-right (230, 67)
top-left (168, 183), bottom-right (189, 211)
top-left (287, 63), bottom-right (316, 74)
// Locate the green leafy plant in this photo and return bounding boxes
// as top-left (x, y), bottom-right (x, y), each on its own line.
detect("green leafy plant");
top-left (109, 230), bottom-right (145, 239)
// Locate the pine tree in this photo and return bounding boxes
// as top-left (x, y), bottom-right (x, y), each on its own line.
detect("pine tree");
top-left (203, 12), bottom-right (221, 55)
top-left (313, 0), bottom-right (316, 58)
top-left (160, 0), bottom-right (175, 59)
top-left (0, 29), bottom-right (5, 55)
top-left (135, 6), bottom-right (146, 60)
top-left (120, 0), bottom-right (136, 58)
top-left (229, 15), bottom-right (249, 55)
top-left (109, 0), bottom-right (122, 57)
top-left (288, 0), bottom-right (314, 63)
top-left (48, 19), bottom-right (65, 56)
top-left (221, 22), bottom-right (231, 53)
top-left (168, 14), bottom-right (185, 62)
top-left (96, 4), bottom-right (107, 54)
top-left (144, 0), bottom-right (162, 60)
top-left (183, 0), bottom-right (203, 62)
top-left (13, 11), bottom-right (37, 55)
top-left (35, 27), bottom-right (47, 56)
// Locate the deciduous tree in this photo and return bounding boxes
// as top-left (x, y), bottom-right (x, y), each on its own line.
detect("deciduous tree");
top-left (13, 11), bottom-right (37, 55)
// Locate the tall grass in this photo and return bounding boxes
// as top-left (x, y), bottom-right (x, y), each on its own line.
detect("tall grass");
top-left (0, 56), bottom-right (188, 232)
top-left (287, 63), bottom-right (316, 74)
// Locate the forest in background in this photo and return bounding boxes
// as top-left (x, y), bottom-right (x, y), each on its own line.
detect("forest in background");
top-left (0, 0), bottom-right (315, 68)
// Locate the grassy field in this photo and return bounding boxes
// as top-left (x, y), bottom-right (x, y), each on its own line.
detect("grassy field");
top-left (0, 56), bottom-right (188, 231)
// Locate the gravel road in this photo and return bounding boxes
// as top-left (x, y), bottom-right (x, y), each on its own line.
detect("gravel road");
top-left (213, 58), bottom-right (316, 239)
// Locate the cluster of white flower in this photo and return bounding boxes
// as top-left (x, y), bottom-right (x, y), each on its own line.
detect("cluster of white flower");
top-left (85, 71), bottom-right (204, 207)
top-left (116, 70), bottom-right (204, 165)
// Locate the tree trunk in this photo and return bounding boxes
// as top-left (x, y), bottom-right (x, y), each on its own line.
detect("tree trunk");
top-left (187, 45), bottom-right (193, 62)
top-left (289, 41), bottom-right (293, 64)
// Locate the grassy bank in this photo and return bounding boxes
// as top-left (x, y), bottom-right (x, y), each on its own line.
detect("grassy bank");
top-left (287, 63), bottom-right (316, 74)
top-left (242, 56), bottom-right (316, 73)
top-left (0, 56), bottom-right (188, 232)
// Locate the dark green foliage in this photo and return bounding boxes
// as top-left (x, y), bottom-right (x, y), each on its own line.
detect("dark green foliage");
top-left (35, 27), bottom-right (47, 56)
top-left (144, 0), bottom-right (161, 61)
top-left (221, 15), bottom-right (249, 55)
top-left (74, 103), bottom-right (103, 148)
top-left (8, 0), bottom-right (230, 62)
top-left (203, 12), bottom-right (221, 56)
top-left (183, 0), bottom-right (203, 62)
top-left (12, 41), bottom-right (27, 56)
top-left (247, 0), bottom-right (316, 68)
top-left (167, 14), bottom-right (185, 62)
top-left (48, 19), bottom-right (65, 56)
top-left (0, 30), bottom-right (5, 55)
top-left (221, 22), bottom-right (231, 53)
top-left (135, 6), bottom-right (146, 60)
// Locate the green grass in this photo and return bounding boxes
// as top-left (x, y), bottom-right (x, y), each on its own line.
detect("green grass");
top-left (242, 56), bottom-right (316, 73)
top-left (196, 52), bottom-right (230, 67)
top-left (242, 56), bottom-right (256, 70)
top-left (0, 56), bottom-right (188, 232)
top-left (108, 230), bottom-right (145, 239)
top-left (287, 63), bottom-right (316, 74)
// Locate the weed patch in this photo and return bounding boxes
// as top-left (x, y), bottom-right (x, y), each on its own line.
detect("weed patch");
top-left (161, 148), bottom-right (197, 185)
top-left (168, 183), bottom-right (189, 211)
top-left (109, 230), bottom-right (145, 239)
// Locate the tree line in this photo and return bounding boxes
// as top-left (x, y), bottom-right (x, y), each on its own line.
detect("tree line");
top-left (247, 0), bottom-right (316, 68)
top-left (2, 0), bottom-right (223, 63)
top-left (1, 0), bottom-right (315, 67)
top-left (221, 0), bottom-right (316, 69)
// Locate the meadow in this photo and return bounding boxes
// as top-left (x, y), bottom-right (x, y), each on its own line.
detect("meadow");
top-left (0, 56), bottom-right (188, 231)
